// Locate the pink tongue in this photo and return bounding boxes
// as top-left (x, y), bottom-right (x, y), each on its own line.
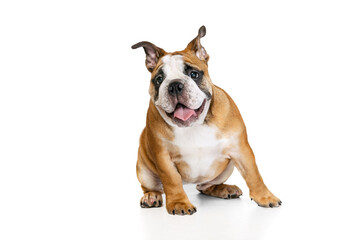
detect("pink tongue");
top-left (174, 105), bottom-right (196, 121)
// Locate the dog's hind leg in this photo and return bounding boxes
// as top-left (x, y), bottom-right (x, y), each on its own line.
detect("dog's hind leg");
top-left (137, 151), bottom-right (163, 208)
top-left (196, 162), bottom-right (243, 199)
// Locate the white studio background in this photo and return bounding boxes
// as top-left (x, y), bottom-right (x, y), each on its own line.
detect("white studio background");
top-left (0, 1), bottom-right (359, 240)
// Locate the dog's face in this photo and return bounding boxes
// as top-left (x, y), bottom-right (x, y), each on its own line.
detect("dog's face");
top-left (132, 26), bottom-right (213, 127)
top-left (150, 52), bottom-right (212, 128)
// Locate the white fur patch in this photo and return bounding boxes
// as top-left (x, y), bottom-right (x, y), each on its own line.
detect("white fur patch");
top-left (172, 125), bottom-right (237, 183)
top-left (161, 55), bottom-right (185, 80)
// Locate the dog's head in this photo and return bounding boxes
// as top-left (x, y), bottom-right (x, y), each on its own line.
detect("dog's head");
top-left (132, 26), bottom-right (213, 128)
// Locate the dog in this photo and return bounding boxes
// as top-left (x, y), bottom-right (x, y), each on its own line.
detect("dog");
top-left (132, 26), bottom-right (281, 215)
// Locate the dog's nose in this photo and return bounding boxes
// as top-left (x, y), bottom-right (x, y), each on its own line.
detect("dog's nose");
top-left (168, 81), bottom-right (184, 96)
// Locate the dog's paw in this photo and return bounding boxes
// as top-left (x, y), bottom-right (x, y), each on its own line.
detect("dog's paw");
top-left (166, 200), bottom-right (197, 215)
top-left (199, 184), bottom-right (242, 199)
top-left (250, 189), bottom-right (281, 208)
top-left (140, 192), bottom-right (163, 208)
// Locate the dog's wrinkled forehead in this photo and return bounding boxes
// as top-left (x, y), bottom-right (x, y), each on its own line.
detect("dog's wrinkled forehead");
top-left (161, 55), bottom-right (185, 79)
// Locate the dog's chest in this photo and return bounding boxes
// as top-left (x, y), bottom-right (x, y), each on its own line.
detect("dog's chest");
top-left (171, 125), bottom-right (232, 182)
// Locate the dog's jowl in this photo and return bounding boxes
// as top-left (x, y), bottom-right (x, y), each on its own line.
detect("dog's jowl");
top-left (132, 26), bottom-right (281, 215)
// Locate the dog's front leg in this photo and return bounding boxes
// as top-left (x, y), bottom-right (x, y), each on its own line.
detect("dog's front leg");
top-left (156, 151), bottom-right (197, 215)
top-left (231, 133), bottom-right (282, 208)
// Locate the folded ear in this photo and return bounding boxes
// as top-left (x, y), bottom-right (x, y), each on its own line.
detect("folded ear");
top-left (186, 25), bottom-right (209, 63)
top-left (132, 41), bottom-right (166, 72)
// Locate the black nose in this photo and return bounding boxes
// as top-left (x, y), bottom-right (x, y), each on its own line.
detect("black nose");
top-left (168, 81), bottom-right (184, 96)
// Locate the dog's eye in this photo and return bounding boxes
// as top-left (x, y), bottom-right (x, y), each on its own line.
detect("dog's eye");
top-left (155, 76), bottom-right (163, 85)
top-left (190, 71), bottom-right (199, 79)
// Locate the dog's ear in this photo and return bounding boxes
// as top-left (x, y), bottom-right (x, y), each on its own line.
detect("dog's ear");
top-left (132, 41), bottom-right (166, 72)
top-left (186, 26), bottom-right (209, 63)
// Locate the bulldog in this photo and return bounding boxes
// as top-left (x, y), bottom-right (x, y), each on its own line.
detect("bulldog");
top-left (132, 26), bottom-right (281, 215)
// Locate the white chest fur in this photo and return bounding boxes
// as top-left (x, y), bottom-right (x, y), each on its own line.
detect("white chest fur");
top-left (172, 125), bottom-right (232, 182)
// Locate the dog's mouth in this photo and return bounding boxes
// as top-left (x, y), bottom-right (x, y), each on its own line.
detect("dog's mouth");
top-left (166, 99), bottom-right (206, 125)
